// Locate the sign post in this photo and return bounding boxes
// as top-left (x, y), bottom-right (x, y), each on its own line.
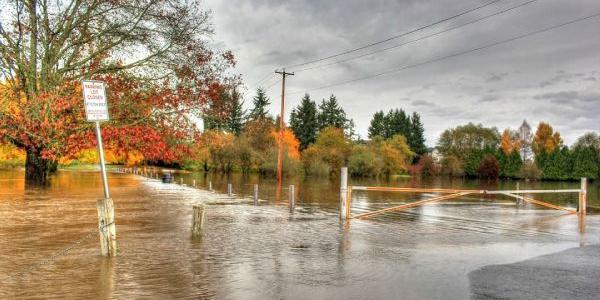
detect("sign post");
top-left (82, 80), bottom-right (117, 257)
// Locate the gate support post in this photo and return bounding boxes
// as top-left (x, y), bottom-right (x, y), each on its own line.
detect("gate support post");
top-left (340, 167), bottom-right (348, 220)
top-left (579, 177), bottom-right (587, 233)
top-left (579, 177), bottom-right (587, 215)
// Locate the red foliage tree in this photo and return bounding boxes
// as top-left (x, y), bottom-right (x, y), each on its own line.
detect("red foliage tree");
top-left (0, 0), bottom-right (236, 184)
top-left (477, 155), bottom-right (500, 179)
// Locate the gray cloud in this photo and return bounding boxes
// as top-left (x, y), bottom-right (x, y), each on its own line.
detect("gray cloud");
top-left (485, 72), bottom-right (509, 82)
top-left (538, 70), bottom-right (590, 87)
top-left (205, 0), bottom-right (600, 145)
top-left (478, 95), bottom-right (500, 103)
top-left (411, 100), bottom-right (436, 107)
top-left (533, 91), bottom-right (600, 103)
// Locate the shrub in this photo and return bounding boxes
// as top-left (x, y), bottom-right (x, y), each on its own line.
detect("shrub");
top-left (410, 155), bottom-right (439, 177)
top-left (300, 127), bottom-right (351, 177)
top-left (441, 155), bottom-right (464, 176)
top-left (419, 155), bottom-right (439, 177)
top-left (348, 144), bottom-right (377, 177)
top-left (477, 155), bottom-right (499, 179)
top-left (518, 160), bottom-right (542, 180)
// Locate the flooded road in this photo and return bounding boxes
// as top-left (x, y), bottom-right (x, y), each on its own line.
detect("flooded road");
top-left (1, 169), bottom-right (599, 299)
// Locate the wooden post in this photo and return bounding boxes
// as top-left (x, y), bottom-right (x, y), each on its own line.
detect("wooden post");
top-left (193, 179), bottom-right (196, 187)
top-left (346, 186), bottom-right (353, 219)
top-left (340, 167), bottom-right (348, 220)
top-left (516, 182), bottom-right (521, 206)
top-left (289, 185), bottom-right (295, 212)
top-left (253, 184), bottom-right (259, 205)
top-left (192, 205), bottom-right (205, 237)
top-left (96, 198), bottom-right (117, 257)
top-left (579, 178), bottom-right (587, 215)
top-left (228, 183), bottom-right (233, 197)
top-left (180, 177), bottom-right (184, 185)
top-left (275, 69), bottom-right (294, 184)
top-left (209, 181), bottom-right (212, 191)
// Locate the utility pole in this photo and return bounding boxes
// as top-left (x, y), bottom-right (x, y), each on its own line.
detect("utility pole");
top-left (275, 68), bottom-right (294, 184)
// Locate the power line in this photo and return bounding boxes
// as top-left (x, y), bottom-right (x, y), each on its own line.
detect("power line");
top-left (245, 72), bottom-right (275, 94)
top-left (263, 77), bottom-right (281, 92)
top-left (293, 0), bottom-right (541, 73)
top-left (289, 12), bottom-right (600, 95)
top-left (284, 0), bottom-right (504, 69)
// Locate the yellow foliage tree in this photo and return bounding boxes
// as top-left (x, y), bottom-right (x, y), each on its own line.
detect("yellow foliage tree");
top-left (532, 122), bottom-right (562, 154)
top-left (500, 129), bottom-right (522, 154)
top-left (302, 127), bottom-right (352, 176)
top-left (0, 143), bottom-right (26, 166)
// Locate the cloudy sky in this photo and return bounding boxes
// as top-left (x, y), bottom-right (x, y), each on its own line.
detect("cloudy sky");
top-left (203, 0), bottom-right (600, 146)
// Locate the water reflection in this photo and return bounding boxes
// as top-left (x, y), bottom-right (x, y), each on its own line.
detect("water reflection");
top-left (0, 169), bottom-right (599, 299)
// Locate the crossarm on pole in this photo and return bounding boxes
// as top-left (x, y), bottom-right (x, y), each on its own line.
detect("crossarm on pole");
top-left (501, 192), bottom-right (576, 213)
top-left (353, 192), bottom-right (471, 220)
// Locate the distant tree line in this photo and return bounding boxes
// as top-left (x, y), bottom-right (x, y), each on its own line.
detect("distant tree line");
top-left (429, 121), bottom-right (600, 181)
top-left (186, 88), bottom-right (420, 177)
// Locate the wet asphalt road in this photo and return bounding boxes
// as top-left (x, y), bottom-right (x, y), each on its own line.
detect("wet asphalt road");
top-left (470, 244), bottom-right (600, 300)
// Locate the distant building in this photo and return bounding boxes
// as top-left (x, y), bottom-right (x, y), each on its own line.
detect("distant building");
top-left (518, 120), bottom-right (533, 161)
top-left (430, 148), bottom-right (442, 163)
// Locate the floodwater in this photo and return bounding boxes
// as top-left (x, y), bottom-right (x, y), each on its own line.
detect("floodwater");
top-left (1, 169), bottom-right (599, 299)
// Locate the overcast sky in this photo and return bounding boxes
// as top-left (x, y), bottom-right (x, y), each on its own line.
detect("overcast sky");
top-left (203, 0), bottom-right (600, 146)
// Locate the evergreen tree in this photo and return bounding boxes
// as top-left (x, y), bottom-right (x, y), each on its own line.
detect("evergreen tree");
top-left (317, 94), bottom-right (349, 130)
top-left (409, 112), bottom-right (427, 155)
top-left (537, 147), bottom-right (573, 180)
top-left (248, 88), bottom-right (272, 122)
top-left (368, 111), bottom-right (386, 138)
top-left (496, 149), bottom-right (523, 178)
top-left (463, 146), bottom-right (496, 177)
top-left (225, 88), bottom-right (246, 135)
top-left (203, 89), bottom-right (229, 131)
top-left (290, 94), bottom-right (318, 150)
top-left (572, 145), bottom-right (599, 180)
top-left (382, 109), bottom-right (411, 139)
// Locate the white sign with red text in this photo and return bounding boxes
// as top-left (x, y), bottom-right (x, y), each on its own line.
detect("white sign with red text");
top-left (82, 80), bottom-right (109, 122)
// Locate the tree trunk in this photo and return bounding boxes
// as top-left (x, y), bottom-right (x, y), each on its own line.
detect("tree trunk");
top-left (25, 149), bottom-right (51, 184)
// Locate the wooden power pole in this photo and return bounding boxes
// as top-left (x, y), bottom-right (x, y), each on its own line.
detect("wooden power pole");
top-left (275, 68), bottom-right (294, 184)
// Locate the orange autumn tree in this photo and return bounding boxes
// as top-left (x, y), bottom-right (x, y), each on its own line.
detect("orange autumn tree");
top-left (532, 122), bottom-right (563, 155)
top-left (271, 129), bottom-right (301, 161)
top-left (500, 129), bottom-right (522, 155)
top-left (0, 0), bottom-right (236, 184)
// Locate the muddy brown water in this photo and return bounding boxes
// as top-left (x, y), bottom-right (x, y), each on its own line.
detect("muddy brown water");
top-left (1, 169), bottom-right (598, 299)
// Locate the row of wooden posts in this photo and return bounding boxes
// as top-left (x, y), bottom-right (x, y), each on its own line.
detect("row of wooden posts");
top-left (102, 166), bottom-right (588, 258)
top-left (118, 167), bottom-right (298, 238)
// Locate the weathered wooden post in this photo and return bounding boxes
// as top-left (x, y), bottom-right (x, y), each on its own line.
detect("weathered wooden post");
top-left (97, 198), bottom-right (117, 257)
top-left (209, 181), bottom-right (212, 191)
top-left (579, 178), bottom-right (587, 215)
top-left (253, 184), bottom-right (259, 205)
top-left (516, 182), bottom-right (521, 206)
top-left (228, 183), bottom-right (233, 197)
top-left (180, 177), bottom-right (184, 185)
top-left (192, 205), bottom-right (205, 237)
top-left (193, 179), bottom-right (196, 187)
top-left (340, 167), bottom-right (348, 220)
top-left (289, 185), bottom-right (295, 212)
top-left (579, 177), bottom-right (587, 233)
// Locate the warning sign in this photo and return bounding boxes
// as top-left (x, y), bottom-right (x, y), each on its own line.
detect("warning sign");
top-left (82, 80), bottom-right (109, 122)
